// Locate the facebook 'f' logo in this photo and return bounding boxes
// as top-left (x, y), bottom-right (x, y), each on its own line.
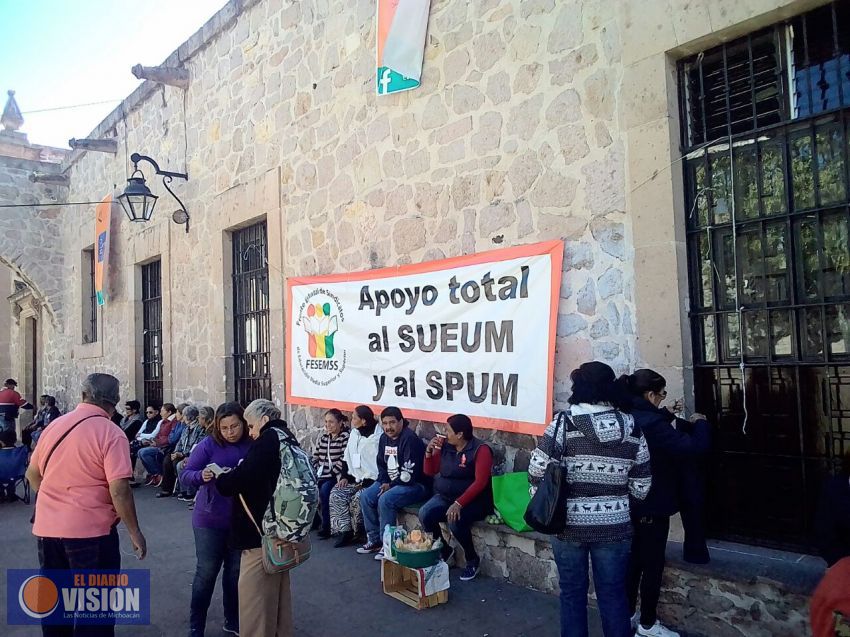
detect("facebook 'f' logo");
top-left (378, 68), bottom-right (392, 95)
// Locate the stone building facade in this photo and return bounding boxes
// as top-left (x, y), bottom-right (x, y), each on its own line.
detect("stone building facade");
top-left (3, 0), bottom-right (846, 634)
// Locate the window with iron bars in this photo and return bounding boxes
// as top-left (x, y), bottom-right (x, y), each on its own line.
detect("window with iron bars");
top-left (141, 260), bottom-right (163, 409)
top-left (82, 247), bottom-right (97, 344)
top-left (232, 222), bottom-right (271, 406)
top-left (680, 0), bottom-right (850, 550)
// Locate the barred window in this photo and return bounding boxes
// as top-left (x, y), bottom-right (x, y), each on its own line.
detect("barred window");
top-left (680, 0), bottom-right (850, 550)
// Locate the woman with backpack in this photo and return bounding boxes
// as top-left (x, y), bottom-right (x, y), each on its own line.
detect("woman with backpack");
top-left (216, 399), bottom-right (310, 637)
top-left (181, 402), bottom-right (251, 637)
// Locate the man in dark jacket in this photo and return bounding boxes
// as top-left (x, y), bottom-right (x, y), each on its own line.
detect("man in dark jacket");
top-left (357, 406), bottom-right (428, 558)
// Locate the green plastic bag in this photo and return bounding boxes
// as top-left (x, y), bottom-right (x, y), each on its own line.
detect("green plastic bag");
top-left (492, 472), bottom-right (533, 533)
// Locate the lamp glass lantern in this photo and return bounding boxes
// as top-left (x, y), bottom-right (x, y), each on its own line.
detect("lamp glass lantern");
top-left (119, 174), bottom-right (158, 222)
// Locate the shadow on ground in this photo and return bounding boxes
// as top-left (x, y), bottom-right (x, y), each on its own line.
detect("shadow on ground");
top-left (0, 488), bottom-right (611, 636)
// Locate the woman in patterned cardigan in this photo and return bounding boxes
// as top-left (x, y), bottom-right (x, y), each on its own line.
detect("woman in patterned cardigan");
top-left (529, 361), bottom-right (652, 637)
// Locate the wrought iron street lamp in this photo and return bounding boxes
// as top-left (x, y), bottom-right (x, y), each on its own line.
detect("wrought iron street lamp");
top-left (118, 153), bottom-right (190, 232)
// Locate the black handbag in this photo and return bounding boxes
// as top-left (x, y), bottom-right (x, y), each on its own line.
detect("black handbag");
top-left (524, 411), bottom-right (570, 535)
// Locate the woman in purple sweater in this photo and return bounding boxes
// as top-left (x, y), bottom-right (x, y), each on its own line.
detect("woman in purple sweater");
top-left (182, 402), bottom-right (252, 637)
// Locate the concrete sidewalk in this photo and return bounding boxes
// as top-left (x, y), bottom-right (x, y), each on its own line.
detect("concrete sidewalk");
top-left (0, 488), bottom-right (601, 636)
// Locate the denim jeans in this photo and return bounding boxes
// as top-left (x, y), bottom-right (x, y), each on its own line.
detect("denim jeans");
top-left (360, 481), bottom-right (428, 544)
top-left (37, 526), bottom-right (121, 637)
top-left (138, 446), bottom-right (165, 475)
top-left (317, 478), bottom-right (335, 533)
top-left (550, 537), bottom-right (632, 637)
top-left (190, 526), bottom-right (240, 637)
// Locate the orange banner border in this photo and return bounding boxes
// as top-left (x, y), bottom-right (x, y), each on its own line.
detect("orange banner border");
top-left (285, 240), bottom-right (564, 435)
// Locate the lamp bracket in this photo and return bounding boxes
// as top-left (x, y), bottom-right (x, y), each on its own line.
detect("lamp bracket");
top-left (129, 153), bottom-right (190, 233)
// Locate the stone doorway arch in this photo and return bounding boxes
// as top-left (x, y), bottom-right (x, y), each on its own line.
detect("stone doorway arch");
top-left (2, 258), bottom-right (53, 431)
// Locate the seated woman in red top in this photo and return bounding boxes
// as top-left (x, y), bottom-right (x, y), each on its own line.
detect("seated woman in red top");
top-left (419, 413), bottom-right (493, 582)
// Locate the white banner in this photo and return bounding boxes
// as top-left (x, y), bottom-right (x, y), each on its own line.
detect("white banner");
top-left (286, 241), bottom-right (563, 434)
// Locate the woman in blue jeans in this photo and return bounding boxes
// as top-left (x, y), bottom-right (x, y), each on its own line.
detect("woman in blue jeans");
top-left (181, 402), bottom-right (252, 637)
top-left (529, 362), bottom-right (652, 637)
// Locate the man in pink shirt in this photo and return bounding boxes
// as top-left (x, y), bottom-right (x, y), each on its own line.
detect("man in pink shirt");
top-left (26, 373), bottom-right (146, 635)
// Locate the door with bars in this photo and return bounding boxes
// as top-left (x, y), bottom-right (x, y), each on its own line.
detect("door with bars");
top-left (141, 260), bottom-right (163, 409)
top-left (679, 1), bottom-right (850, 549)
top-left (231, 221), bottom-right (272, 406)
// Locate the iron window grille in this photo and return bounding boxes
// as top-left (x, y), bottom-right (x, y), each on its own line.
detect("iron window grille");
top-left (680, 0), bottom-right (850, 550)
top-left (82, 248), bottom-right (97, 344)
top-left (141, 260), bottom-right (163, 409)
top-left (232, 221), bottom-right (271, 406)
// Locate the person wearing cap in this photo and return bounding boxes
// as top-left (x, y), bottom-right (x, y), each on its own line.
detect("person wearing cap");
top-left (26, 373), bottom-right (147, 632)
top-left (0, 378), bottom-right (33, 433)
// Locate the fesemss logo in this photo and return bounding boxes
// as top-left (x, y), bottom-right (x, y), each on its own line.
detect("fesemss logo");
top-left (296, 288), bottom-right (347, 386)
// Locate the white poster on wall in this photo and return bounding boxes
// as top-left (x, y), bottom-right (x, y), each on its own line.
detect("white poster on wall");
top-left (286, 241), bottom-right (564, 434)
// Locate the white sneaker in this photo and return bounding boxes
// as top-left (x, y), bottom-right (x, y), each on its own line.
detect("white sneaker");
top-left (630, 611), bottom-right (640, 632)
top-left (374, 549), bottom-right (386, 561)
top-left (636, 621), bottom-right (680, 637)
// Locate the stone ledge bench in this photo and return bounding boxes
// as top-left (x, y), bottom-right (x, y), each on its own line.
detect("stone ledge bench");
top-left (399, 506), bottom-right (823, 637)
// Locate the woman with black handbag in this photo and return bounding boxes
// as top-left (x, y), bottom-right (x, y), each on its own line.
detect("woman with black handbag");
top-left (528, 361), bottom-right (652, 637)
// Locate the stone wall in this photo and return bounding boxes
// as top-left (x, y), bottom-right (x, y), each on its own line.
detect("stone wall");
top-left (9, 0), bottom-right (822, 459)
top-left (0, 152), bottom-right (70, 410)
top-left (45, 0), bottom-right (637, 439)
top-left (0, 154), bottom-right (68, 320)
top-left (659, 564), bottom-right (811, 637)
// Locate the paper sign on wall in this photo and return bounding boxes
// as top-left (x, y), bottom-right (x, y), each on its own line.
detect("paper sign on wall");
top-left (376, 0), bottom-right (432, 95)
top-left (94, 194), bottom-right (112, 306)
top-left (285, 241), bottom-right (564, 435)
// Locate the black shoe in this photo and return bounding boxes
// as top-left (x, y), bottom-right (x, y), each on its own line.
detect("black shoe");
top-left (334, 532), bottom-right (354, 548)
top-left (317, 529), bottom-right (331, 539)
top-left (129, 481), bottom-right (140, 489)
top-left (459, 558), bottom-right (481, 581)
top-left (155, 491), bottom-right (172, 498)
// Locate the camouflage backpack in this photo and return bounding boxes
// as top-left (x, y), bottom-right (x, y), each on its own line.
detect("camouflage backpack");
top-left (261, 427), bottom-right (319, 542)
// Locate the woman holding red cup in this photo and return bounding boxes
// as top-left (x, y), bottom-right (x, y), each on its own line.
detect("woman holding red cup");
top-left (419, 414), bottom-right (494, 581)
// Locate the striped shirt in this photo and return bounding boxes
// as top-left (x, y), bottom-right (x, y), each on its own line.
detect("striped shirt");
top-left (312, 429), bottom-right (350, 479)
top-left (529, 403), bottom-right (651, 543)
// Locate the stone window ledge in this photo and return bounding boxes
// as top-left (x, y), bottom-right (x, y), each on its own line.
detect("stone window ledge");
top-left (665, 539), bottom-right (826, 596)
top-left (74, 340), bottom-right (103, 360)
